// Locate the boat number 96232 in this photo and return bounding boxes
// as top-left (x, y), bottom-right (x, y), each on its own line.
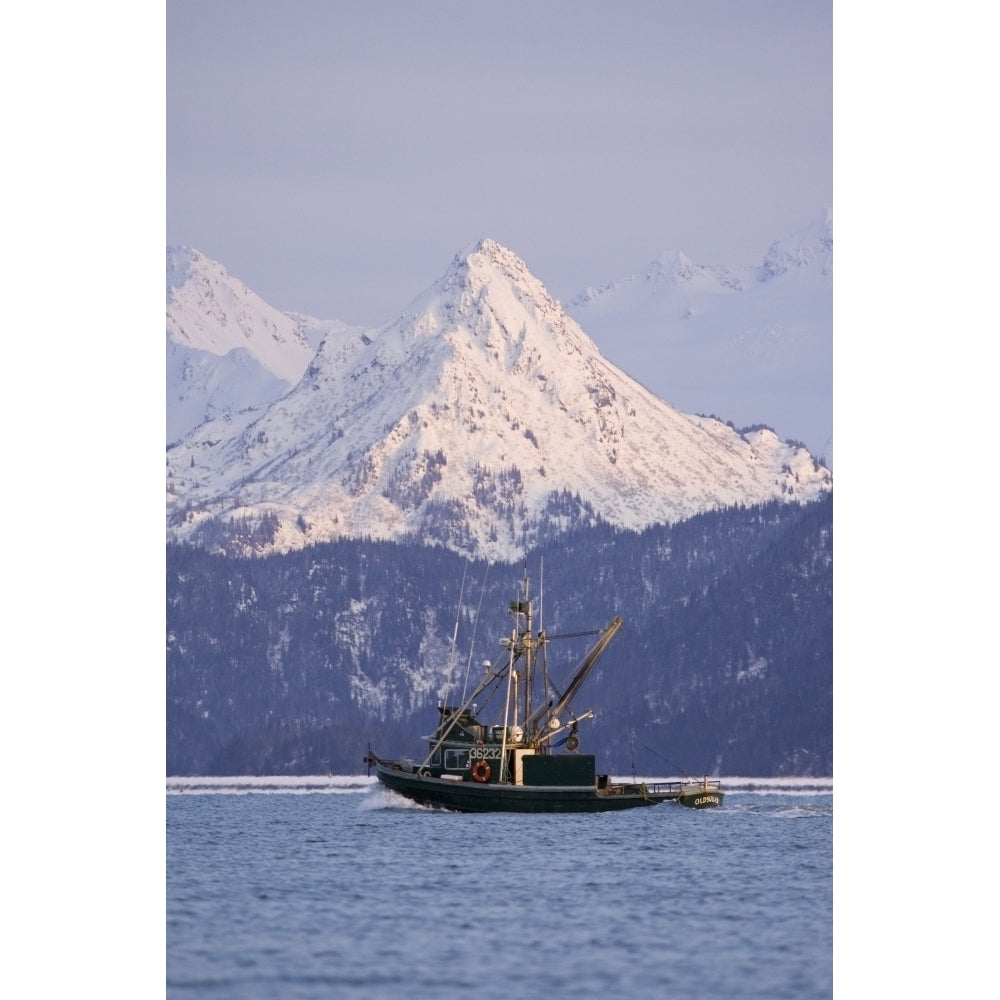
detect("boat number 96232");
top-left (471, 746), bottom-right (502, 761)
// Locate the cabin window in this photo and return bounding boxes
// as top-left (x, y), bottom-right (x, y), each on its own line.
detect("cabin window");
top-left (444, 749), bottom-right (470, 770)
top-left (430, 749), bottom-right (441, 767)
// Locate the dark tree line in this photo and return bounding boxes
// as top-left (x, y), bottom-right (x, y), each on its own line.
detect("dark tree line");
top-left (167, 495), bottom-right (832, 776)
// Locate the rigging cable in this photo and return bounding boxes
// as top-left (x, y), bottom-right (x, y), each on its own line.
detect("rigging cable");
top-left (460, 562), bottom-right (491, 706)
top-left (441, 559), bottom-right (469, 710)
top-left (639, 743), bottom-right (692, 779)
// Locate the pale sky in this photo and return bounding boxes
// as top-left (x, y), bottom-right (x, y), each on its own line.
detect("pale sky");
top-left (167, 0), bottom-right (832, 326)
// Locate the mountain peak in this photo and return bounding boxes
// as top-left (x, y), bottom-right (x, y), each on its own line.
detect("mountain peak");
top-left (376, 236), bottom-right (600, 371)
top-left (167, 241), bottom-right (831, 559)
top-left (761, 210), bottom-right (832, 279)
top-left (439, 238), bottom-right (547, 299)
top-left (166, 245), bottom-right (199, 298)
top-left (166, 246), bottom-right (365, 444)
top-left (457, 236), bottom-right (521, 267)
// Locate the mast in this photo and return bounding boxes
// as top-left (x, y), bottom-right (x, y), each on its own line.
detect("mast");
top-left (523, 575), bottom-right (533, 725)
top-left (500, 571), bottom-right (549, 741)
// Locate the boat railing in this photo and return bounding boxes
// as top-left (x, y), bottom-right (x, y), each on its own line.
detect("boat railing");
top-left (642, 778), bottom-right (723, 795)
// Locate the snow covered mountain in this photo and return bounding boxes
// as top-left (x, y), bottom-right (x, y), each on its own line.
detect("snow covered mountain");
top-left (166, 239), bottom-right (831, 560)
top-left (567, 211), bottom-right (832, 463)
top-left (166, 246), bottom-right (365, 444)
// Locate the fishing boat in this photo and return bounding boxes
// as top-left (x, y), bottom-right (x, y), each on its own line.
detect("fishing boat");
top-left (364, 576), bottom-right (723, 813)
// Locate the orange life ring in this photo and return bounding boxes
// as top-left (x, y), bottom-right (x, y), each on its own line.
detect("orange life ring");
top-left (471, 760), bottom-right (491, 783)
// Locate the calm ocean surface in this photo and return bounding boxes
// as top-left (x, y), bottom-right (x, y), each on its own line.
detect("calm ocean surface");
top-left (166, 778), bottom-right (832, 1000)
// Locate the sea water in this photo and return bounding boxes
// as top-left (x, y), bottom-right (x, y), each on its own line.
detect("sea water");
top-left (166, 778), bottom-right (832, 999)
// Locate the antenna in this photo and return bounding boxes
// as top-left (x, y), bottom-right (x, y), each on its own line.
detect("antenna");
top-left (539, 557), bottom-right (544, 636)
top-left (538, 557), bottom-right (552, 728)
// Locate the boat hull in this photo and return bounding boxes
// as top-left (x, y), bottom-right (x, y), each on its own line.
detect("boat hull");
top-left (677, 786), bottom-right (725, 809)
top-left (371, 762), bottom-right (671, 813)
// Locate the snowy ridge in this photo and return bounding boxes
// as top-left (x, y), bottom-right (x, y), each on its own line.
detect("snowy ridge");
top-left (567, 211), bottom-right (832, 460)
top-left (760, 209), bottom-right (833, 280)
top-left (571, 249), bottom-right (747, 307)
top-left (166, 239), bottom-right (831, 560)
top-left (166, 246), bottom-right (366, 443)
